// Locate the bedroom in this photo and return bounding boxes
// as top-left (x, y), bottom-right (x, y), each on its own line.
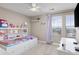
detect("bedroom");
top-left (0, 3), bottom-right (78, 55)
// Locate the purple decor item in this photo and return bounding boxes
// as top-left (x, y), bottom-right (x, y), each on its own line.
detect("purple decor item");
top-left (25, 35), bottom-right (33, 40)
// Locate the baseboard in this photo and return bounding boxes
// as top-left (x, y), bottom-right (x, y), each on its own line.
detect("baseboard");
top-left (38, 40), bottom-right (46, 44)
top-left (38, 40), bottom-right (59, 46)
top-left (53, 42), bottom-right (59, 45)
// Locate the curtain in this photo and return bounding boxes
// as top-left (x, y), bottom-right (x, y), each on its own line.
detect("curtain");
top-left (46, 14), bottom-right (52, 44)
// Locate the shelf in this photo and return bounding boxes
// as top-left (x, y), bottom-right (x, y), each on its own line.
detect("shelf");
top-left (0, 28), bottom-right (28, 35)
top-left (0, 28), bottom-right (27, 29)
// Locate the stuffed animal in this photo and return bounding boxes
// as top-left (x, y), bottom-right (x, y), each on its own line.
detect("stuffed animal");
top-left (16, 35), bottom-right (23, 40)
top-left (0, 19), bottom-right (8, 27)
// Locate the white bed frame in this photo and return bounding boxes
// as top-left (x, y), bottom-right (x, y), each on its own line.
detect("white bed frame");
top-left (0, 37), bottom-right (38, 55)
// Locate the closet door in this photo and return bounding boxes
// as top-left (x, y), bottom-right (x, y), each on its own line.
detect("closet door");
top-left (52, 16), bottom-right (62, 43)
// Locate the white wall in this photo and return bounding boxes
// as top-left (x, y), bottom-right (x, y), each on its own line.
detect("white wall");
top-left (0, 7), bottom-right (31, 34)
top-left (31, 15), bottom-right (48, 42)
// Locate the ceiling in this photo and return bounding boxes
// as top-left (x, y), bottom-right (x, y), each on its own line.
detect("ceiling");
top-left (0, 3), bottom-right (77, 16)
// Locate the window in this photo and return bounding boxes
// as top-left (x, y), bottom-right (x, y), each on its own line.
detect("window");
top-left (66, 15), bottom-right (74, 28)
top-left (66, 14), bottom-right (76, 38)
top-left (52, 16), bottom-right (62, 33)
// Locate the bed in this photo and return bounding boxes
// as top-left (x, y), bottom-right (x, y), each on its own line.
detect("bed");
top-left (0, 36), bottom-right (38, 55)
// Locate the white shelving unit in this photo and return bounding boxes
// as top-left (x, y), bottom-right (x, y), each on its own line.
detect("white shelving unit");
top-left (0, 28), bottom-right (27, 29)
top-left (0, 27), bottom-right (28, 41)
top-left (0, 27), bottom-right (28, 34)
top-left (0, 27), bottom-right (38, 55)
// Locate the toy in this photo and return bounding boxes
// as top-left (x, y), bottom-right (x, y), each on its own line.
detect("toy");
top-left (0, 19), bottom-right (8, 28)
top-left (0, 30), bottom-right (5, 34)
top-left (15, 35), bottom-right (23, 40)
top-left (9, 24), bottom-right (16, 28)
top-left (4, 34), bottom-right (8, 40)
top-left (24, 35), bottom-right (33, 40)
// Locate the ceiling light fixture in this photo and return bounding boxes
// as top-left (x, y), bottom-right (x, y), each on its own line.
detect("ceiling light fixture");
top-left (29, 3), bottom-right (40, 12)
top-left (50, 8), bottom-right (54, 11)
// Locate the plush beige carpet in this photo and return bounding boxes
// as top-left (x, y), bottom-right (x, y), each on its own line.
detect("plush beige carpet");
top-left (21, 42), bottom-right (61, 55)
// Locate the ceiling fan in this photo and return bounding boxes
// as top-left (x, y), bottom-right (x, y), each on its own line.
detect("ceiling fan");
top-left (29, 3), bottom-right (40, 12)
